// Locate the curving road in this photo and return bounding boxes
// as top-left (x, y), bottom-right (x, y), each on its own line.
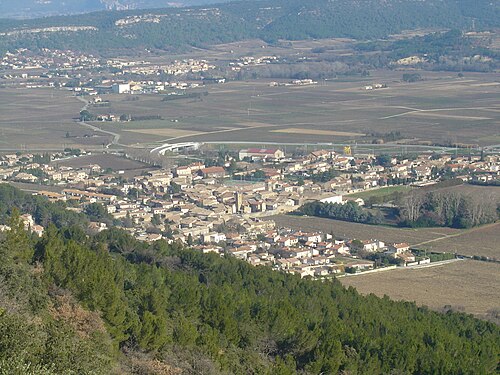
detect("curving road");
top-left (75, 96), bottom-right (121, 148)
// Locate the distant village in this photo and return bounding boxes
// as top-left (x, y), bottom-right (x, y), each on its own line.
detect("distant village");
top-left (0, 47), bottom-right (284, 93)
top-left (1, 145), bottom-right (498, 279)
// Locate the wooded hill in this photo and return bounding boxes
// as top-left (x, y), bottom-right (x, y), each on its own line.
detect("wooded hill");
top-left (0, 0), bottom-right (498, 55)
top-left (0, 183), bottom-right (499, 374)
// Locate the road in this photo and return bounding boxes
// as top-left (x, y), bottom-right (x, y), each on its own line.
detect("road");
top-left (151, 140), bottom-right (458, 153)
top-left (75, 96), bottom-right (122, 148)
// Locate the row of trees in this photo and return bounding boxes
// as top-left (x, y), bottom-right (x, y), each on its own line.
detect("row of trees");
top-left (398, 191), bottom-right (499, 228)
top-left (298, 201), bottom-right (383, 225)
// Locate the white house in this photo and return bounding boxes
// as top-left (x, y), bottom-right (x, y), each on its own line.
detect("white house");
top-left (112, 83), bottom-right (131, 94)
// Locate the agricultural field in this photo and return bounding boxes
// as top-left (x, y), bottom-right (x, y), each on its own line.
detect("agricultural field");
top-left (421, 183), bottom-right (500, 201)
top-left (347, 185), bottom-right (413, 199)
top-left (415, 222), bottom-right (500, 259)
top-left (271, 214), bottom-right (500, 259)
top-left (0, 69), bottom-right (498, 151)
top-left (86, 70), bottom-right (499, 150)
top-left (341, 260), bottom-right (500, 322)
top-left (0, 88), bottom-right (111, 150)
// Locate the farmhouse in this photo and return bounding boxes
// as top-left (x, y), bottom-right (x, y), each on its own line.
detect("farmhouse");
top-left (387, 243), bottom-right (410, 255)
top-left (200, 166), bottom-right (226, 179)
top-left (112, 83), bottom-right (131, 94)
top-left (308, 150), bottom-right (333, 161)
top-left (239, 148), bottom-right (285, 161)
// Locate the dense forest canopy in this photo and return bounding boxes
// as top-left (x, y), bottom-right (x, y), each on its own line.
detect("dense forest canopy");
top-left (0, 0), bottom-right (498, 55)
top-left (0, 184), bottom-right (499, 374)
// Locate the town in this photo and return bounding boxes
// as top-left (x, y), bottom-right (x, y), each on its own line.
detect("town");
top-left (1, 143), bottom-right (498, 279)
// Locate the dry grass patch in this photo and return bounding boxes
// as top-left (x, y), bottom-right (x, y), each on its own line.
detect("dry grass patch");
top-left (49, 290), bottom-right (106, 338)
top-left (341, 260), bottom-right (500, 321)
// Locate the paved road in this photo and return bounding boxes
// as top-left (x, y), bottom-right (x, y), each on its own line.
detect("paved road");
top-left (75, 96), bottom-right (122, 148)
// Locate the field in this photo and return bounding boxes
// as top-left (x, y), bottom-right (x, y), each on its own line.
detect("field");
top-left (414, 222), bottom-right (500, 258)
top-left (0, 69), bottom-right (498, 152)
top-left (271, 214), bottom-right (500, 259)
top-left (0, 88), bottom-right (111, 150)
top-left (422, 183), bottom-right (500, 201)
top-left (341, 260), bottom-right (500, 322)
top-left (347, 185), bottom-right (412, 199)
top-left (83, 70), bottom-right (500, 150)
top-left (270, 128), bottom-right (366, 137)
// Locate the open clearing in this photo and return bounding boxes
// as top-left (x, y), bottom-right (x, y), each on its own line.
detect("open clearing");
top-left (341, 260), bottom-right (500, 321)
top-left (412, 222), bottom-right (500, 258)
top-left (347, 185), bottom-right (412, 199)
top-left (271, 214), bottom-right (460, 245)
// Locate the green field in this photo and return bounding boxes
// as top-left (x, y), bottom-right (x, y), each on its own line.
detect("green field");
top-left (347, 185), bottom-right (412, 199)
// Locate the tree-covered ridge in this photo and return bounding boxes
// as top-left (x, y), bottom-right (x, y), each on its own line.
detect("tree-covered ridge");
top-left (356, 29), bottom-right (499, 67)
top-left (0, 185), bottom-right (499, 374)
top-left (0, 184), bottom-right (88, 229)
top-left (0, 0), bottom-right (498, 54)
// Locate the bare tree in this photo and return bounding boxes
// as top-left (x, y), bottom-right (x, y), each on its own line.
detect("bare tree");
top-left (401, 192), bottom-right (424, 223)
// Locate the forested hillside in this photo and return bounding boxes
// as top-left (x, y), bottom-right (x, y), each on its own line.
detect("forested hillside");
top-left (0, 0), bottom-right (498, 55)
top-left (0, 184), bottom-right (499, 374)
top-left (0, 0), bottom-right (240, 19)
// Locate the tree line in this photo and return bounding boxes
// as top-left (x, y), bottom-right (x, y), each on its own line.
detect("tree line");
top-left (297, 201), bottom-right (383, 225)
top-left (398, 191), bottom-right (499, 228)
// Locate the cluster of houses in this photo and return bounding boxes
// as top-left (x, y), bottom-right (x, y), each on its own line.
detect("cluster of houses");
top-left (279, 150), bottom-right (500, 191)
top-left (119, 59), bottom-right (214, 76)
top-left (1, 48), bottom-right (100, 72)
top-left (229, 55), bottom-right (278, 72)
top-left (1, 46), bottom-right (217, 95)
top-left (0, 152), bottom-right (100, 184)
top-left (0, 213), bottom-right (45, 238)
top-left (193, 225), bottom-right (422, 278)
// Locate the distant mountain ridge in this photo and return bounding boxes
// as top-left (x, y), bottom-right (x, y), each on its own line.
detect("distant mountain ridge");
top-left (0, 0), bottom-right (233, 18)
top-left (0, 0), bottom-right (498, 55)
